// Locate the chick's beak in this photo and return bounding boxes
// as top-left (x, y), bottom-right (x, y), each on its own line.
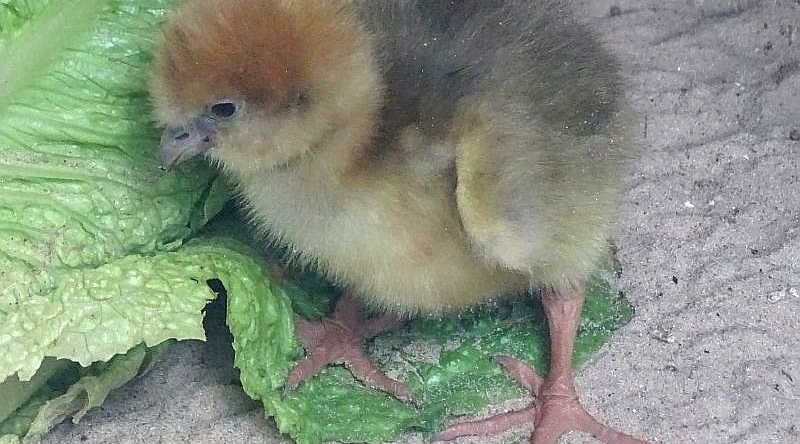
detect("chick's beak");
top-left (159, 115), bottom-right (218, 170)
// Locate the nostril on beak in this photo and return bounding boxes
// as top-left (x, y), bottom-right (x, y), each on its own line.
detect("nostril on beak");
top-left (174, 131), bottom-right (190, 141)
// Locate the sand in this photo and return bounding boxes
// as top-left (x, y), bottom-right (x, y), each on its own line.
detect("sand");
top-left (41, 0), bottom-right (800, 443)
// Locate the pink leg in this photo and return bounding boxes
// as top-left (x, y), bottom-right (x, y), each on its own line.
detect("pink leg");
top-left (285, 293), bottom-right (414, 402)
top-left (434, 287), bottom-right (652, 444)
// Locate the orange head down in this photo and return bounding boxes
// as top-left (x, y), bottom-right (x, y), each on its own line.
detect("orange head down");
top-left (150, 0), bottom-right (382, 173)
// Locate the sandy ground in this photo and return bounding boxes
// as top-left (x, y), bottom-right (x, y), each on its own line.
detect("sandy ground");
top-left (41, 0), bottom-right (800, 443)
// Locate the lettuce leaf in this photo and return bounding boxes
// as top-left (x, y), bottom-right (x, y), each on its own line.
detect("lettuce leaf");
top-left (0, 0), bottom-right (249, 440)
top-left (0, 238), bottom-right (289, 442)
top-left (1, 345), bottom-right (156, 444)
top-left (0, 0), bottom-right (221, 311)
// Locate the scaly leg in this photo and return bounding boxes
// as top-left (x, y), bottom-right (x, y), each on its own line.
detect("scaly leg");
top-left (285, 293), bottom-right (414, 402)
top-left (434, 287), bottom-right (651, 444)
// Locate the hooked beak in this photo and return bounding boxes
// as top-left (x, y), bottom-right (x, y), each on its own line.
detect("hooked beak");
top-left (159, 115), bottom-right (218, 170)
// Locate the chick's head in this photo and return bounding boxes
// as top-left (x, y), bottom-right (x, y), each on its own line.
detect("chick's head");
top-left (150, 0), bottom-right (382, 173)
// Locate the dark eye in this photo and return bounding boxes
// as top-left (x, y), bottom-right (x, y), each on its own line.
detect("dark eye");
top-left (210, 102), bottom-right (237, 118)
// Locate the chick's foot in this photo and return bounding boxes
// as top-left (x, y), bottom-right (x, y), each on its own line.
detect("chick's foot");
top-left (434, 290), bottom-right (652, 444)
top-left (286, 294), bottom-right (413, 402)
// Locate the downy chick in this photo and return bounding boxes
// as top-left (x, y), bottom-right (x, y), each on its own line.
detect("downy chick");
top-left (150, 1), bottom-right (649, 443)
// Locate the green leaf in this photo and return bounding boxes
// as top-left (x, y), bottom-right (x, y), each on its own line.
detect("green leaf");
top-left (21, 345), bottom-right (147, 443)
top-left (0, 358), bottom-right (71, 426)
top-left (0, 238), bottom-right (282, 382)
top-left (0, 344), bottom-right (159, 444)
top-left (0, 0), bottom-right (222, 310)
top-left (0, 238), bottom-right (286, 441)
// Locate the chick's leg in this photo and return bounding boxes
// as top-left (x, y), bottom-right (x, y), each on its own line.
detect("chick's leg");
top-left (435, 287), bottom-right (651, 444)
top-left (286, 293), bottom-right (413, 401)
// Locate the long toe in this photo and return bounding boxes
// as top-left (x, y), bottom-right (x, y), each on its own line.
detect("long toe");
top-left (564, 403), bottom-right (652, 444)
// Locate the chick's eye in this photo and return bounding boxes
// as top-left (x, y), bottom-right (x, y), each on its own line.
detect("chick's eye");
top-left (210, 102), bottom-right (237, 119)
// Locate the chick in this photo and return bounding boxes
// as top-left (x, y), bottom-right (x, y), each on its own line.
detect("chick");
top-left (150, 0), bottom-right (649, 443)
